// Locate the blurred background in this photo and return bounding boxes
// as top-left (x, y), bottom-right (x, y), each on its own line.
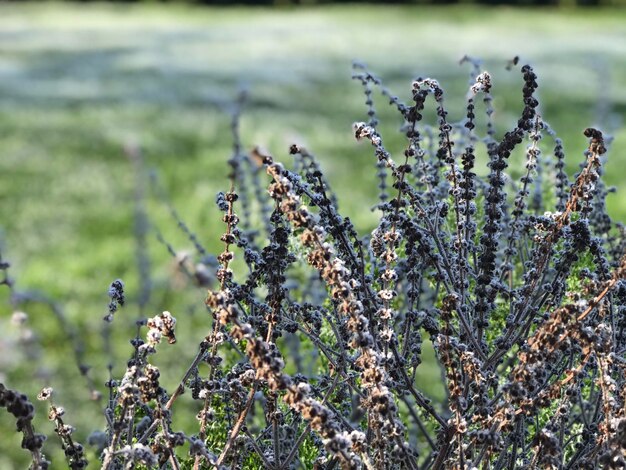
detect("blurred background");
top-left (1, 1), bottom-right (625, 468)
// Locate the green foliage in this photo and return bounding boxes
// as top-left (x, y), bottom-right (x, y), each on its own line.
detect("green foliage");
top-left (566, 250), bottom-right (597, 292)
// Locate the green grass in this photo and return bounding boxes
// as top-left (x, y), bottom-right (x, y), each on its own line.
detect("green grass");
top-left (1, 3), bottom-right (625, 468)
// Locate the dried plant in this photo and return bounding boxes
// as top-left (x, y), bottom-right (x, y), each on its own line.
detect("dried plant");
top-left (2, 58), bottom-right (626, 470)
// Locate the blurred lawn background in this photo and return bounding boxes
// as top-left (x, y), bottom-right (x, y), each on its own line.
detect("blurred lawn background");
top-left (1, 3), bottom-right (625, 468)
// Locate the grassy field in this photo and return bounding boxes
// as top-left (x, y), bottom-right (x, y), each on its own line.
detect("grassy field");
top-left (1, 3), bottom-right (625, 468)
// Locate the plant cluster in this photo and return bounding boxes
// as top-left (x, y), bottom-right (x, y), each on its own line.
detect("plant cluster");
top-left (2, 57), bottom-right (626, 469)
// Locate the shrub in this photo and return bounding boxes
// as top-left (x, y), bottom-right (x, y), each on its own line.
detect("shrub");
top-left (2, 57), bottom-right (626, 469)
